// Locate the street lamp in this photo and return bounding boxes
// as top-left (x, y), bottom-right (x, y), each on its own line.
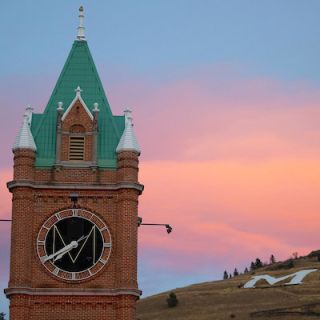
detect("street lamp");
top-left (137, 217), bottom-right (173, 234)
top-left (2, 215), bottom-right (174, 235)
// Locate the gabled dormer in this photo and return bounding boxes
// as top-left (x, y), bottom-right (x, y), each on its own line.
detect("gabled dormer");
top-left (55, 87), bottom-right (99, 166)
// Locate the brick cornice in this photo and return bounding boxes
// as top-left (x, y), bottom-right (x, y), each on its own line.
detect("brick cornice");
top-left (7, 180), bottom-right (144, 194)
top-left (4, 287), bottom-right (142, 298)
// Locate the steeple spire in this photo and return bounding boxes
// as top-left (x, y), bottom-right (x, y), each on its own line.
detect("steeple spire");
top-left (77, 6), bottom-right (86, 41)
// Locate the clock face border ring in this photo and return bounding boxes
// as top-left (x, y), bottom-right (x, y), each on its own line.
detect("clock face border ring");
top-left (36, 208), bottom-right (112, 282)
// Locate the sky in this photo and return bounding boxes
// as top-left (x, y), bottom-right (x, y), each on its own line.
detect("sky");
top-left (1, 0), bottom-right (320, 315)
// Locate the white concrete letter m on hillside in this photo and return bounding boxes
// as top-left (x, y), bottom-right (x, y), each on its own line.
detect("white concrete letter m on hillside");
top-left (244, 269), bottom-right (318, 289)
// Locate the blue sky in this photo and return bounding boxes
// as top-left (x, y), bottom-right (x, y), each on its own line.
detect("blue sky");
top-left (2, 0), bottom-right (320, 81)
top-left (2, 0), bottom-right (320, 317)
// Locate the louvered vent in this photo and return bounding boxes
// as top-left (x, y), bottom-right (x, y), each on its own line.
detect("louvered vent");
top-left (69, 136), bottom-right (85, 160)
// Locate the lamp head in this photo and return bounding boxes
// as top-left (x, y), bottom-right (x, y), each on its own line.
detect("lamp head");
top-left (166, 224), bottom-right (173, 234)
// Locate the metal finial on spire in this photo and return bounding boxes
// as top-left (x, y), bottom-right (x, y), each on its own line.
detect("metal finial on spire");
top-left (77, 6), bottom-right (86, 41)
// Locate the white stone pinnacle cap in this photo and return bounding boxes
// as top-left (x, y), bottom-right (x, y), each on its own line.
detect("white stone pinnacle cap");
top-left (13, 110), bottom-right (37, 152)
top-left (116, 108), bottom-right (141, 154)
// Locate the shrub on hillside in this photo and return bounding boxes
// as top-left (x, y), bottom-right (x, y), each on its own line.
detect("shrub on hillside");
top-left (278, 260), bottom-right (294, 269)
top-left (167, 292), bottom-right (178, 308)
top-left (266, 259), bottom-right (294, 271)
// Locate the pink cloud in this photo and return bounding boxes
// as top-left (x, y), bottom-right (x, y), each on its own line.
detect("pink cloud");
top-left (139, 221), bottom-right (310, 272)
top-left (0, 169), bottom-right (12, 219)
top-left (1, 65), bottom-right (320, 281)
top-left (0, 170), bottom-right (11, 286)
top-left (106, 66), bottom-right (320, 162)
top-left (138, 159), bottom-right (319, 271)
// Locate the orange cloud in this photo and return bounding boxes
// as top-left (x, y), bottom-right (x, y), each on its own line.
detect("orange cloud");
top-left (2, 67), bottom-right (320, 278)
top-left (108, 68), bottom-right (320, 163)
top-left (0, 169), bottom-right (12, 219)
top-left (138, 159), bottom-right (320, 270)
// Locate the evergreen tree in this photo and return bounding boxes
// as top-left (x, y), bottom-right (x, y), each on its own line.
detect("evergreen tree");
top-left (244, 267), bottom-right (249, 273)
top-left (0, 313), bottom-right (5, 320)
top-left (270, 254), bottom-right (276, 264)
top-left (250, 261), bottom-right (255, 271)
top-left (223, 270), bottom-right (228, 280)
top-left (167, 292), bottom-right (178, 308)
top-left (255, 258), bottom-right (263, 269)
top-left (229, 273), bottom-right (232, 278)
top-left (233, 268), bottom-right (239, 277)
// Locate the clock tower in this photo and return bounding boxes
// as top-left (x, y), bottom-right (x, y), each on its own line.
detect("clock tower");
top-left (5, 7), bottom-right (143, 320)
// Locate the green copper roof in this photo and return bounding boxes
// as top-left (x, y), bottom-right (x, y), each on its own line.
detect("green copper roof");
top-left (31, 40), bottom-right (125, 168)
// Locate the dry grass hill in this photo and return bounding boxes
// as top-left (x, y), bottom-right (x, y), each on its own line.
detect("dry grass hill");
top-left (137, 254), bottom-right (320, 320)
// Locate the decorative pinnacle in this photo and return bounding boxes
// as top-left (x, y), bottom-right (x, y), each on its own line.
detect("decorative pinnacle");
top-left (57, 101), bottom-right (64, 111)
top-left (13, 111), bottom-right (37, 152)
top-left (75, 86), bottom-right (83, 97)
top-left (77, 6), bottom-right (86, 41)
top-left (116, 108), bottom-right (141, 154)
top-left (93, 102), bottom-right (100, 112)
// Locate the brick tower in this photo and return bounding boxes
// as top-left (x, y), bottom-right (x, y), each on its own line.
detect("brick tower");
top-left (5, 7), bottom-right (143, 320)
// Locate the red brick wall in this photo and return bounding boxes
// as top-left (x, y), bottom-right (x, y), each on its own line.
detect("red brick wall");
top-left (10, 295), bottom-right (137, 320)
top-left (8, 147), bottom-right (141, 320)
top-left (34, 167), bottom-right (118, 184)
top-left (117, 151), bottom-right (139, 183)
top-left (13, 149), bottom-right (35, 180)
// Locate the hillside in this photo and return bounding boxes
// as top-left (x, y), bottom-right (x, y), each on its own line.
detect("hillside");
top-left (137, 255), bottom-right (320, 320)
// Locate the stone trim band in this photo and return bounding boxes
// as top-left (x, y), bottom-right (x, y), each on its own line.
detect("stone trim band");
top-left (7, 180), bottom-right (144, 193)
top-left (5, 287), bottom-right (142, 298)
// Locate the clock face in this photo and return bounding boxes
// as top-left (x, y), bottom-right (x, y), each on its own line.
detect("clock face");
top-left (37, 208), bottom-right (112, 281)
